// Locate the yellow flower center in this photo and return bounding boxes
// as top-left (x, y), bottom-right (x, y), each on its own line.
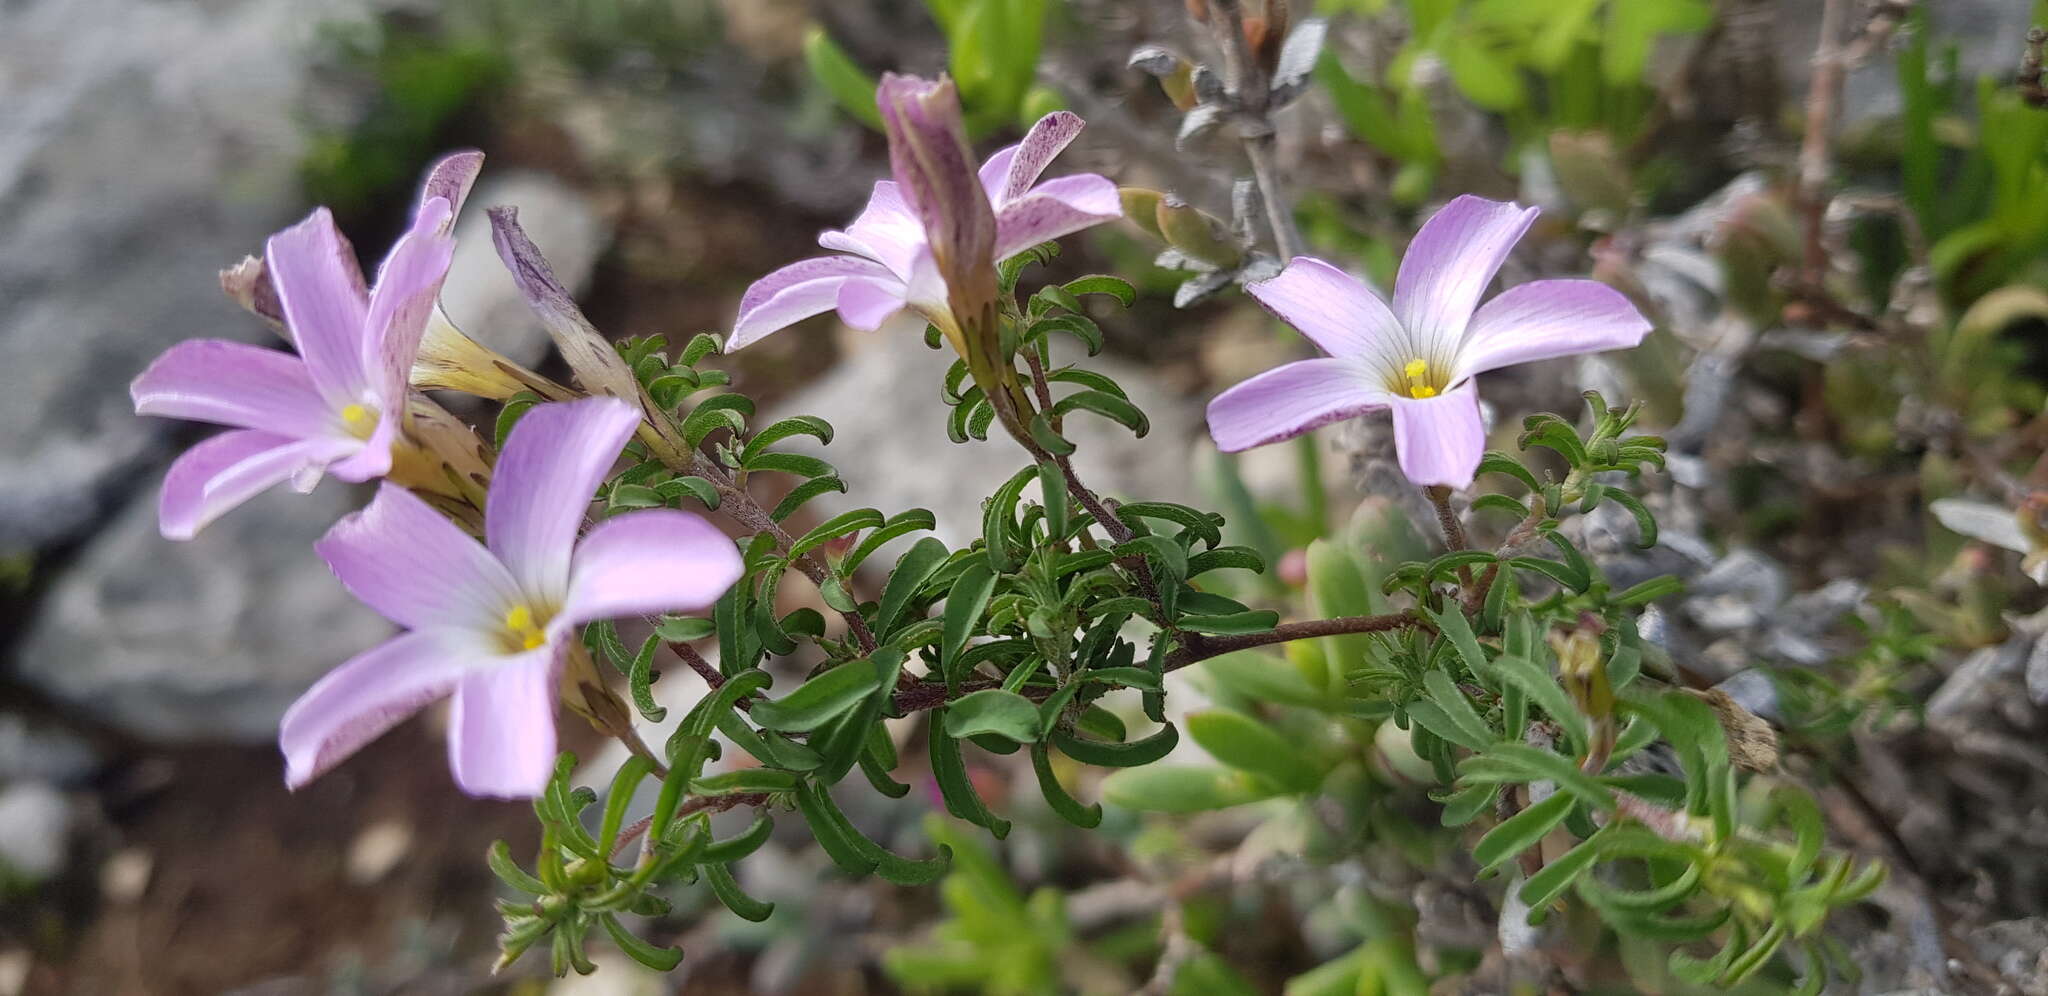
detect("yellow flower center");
top-left (339, 403), bottom-right (380, 440)
top-left (1403, 358), bottom-right (1438, 399)
top-left (503, 604), bottom-right (548, 651)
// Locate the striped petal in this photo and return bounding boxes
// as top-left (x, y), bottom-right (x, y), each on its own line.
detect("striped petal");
top-left (316, 482), bottom-right (522, 632)
top-left (981, 111), bottom-right (1085, 205)
top-left (1206, 358), bottom-right (1388, 452)
top-left (731, 255), bottom-right (900, 349)
top-left (267, 207), bottom-right (373, 407)
top-left (486, 398), bottom-right (641, 605)
top-left (157, 429), bottom-right (355, 540)
top-left (131, 339), bottom-right (337, 440)
top-left (448, 651), bottom-right (559, 798)
top-left (1246, 256), bottom-right (1406, 364)
top-left (1454, 279), bottom-right (1651, 378)
top-left (1387, 381), bottom-right (1486, 489)
top-left (1392, 196), bottom-right (1539, 371)
top-left (279, 627), bottom-right (501, 790)
top-left (992, 173), bottom-right (1121, 261)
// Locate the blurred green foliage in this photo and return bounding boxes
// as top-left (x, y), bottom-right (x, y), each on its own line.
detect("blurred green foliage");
top-left (807, 0), bottom-right (1063, 139)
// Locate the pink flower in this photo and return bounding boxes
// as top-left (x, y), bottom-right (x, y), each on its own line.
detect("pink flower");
top-left (130, 152), bottom-right (483, 539)
top-left (1206, 196), bottom-right (1652, 489)
top-left (279, 398), bottom-right (743, 798)
top-left (729, 74), bottom-right (1120, 348)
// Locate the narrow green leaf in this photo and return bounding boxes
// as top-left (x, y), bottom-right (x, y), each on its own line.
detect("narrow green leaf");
top-left (944, 688), bottom-right (1042, 744)
top-left (929, 718), bottom-right (1012, 838)
top-left (1472, 791), bottom-right (1573, 874)
top-left (1053, 723), bottom-right (1179, 767)
top-left (941, 562), bottom-right (998, 690)
top-left (704, 862), bottom-right (776, 922)
top-left (599, 913), bottom-right (684, 970)
top-left (1030, 743), bottom-right (1103, 827)
top-left (747, 658), bottom-right (883, 732)
top-left (875, 537), bottom-right (951, 637)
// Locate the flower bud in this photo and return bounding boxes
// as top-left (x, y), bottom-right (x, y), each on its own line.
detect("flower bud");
top-left (876, 74), bottom-right (998, 324)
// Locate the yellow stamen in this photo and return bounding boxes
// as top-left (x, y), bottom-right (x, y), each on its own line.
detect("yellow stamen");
top-left (339, 403), bottom-right (379, 440)
top-left (504, 604), bottom-right (547, 651)
top-left (1402, 358), bottom-right (1438, 399)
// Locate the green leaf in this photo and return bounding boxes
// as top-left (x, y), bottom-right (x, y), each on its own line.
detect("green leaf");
top-left (929, 719), bottom-right (1012, 838)
top-left (703, 863), bottom-right (775, 922)
top-left (1461, 743), bottom-right (1614, 810)
top-left (1114, 501), bottom-right (1223, 548)
top-left (1063, 274), bottom-right (1136, 306)
top-left (795, 780), bottom-right (951, 884)
top-left (1053, 723), bottom-right (1179, 767)
top-left (1490, 655), bottom-right (1589, 752)
top-left (740, 415), bottom-right (834, 464)
top-left (1188, 709), bottom-right (1322, 791)
top-left (654, 616), bottom-right (714, 642)
top-left (1036, 461), bottom-right (1069, 540)
top-left (1476, 450), bottom-right (1541, 491)
top-left (770, 476), bottom-right (848, 522)
top-left (1614, 574), bottom-right (1684, 606)
top-left (1202, 652), bottom-right (1331, 710)
top-left (941, 561), bottom-right (998, 690)
top-left (1100, 763), bottom-right (1275, 812)
top-left (1030, 742), bottom-right (1103, 827)
top-left (1051, 389), bottom-right (1150, 436)
top-left (874, 537), bottom-right (951, 637)
top-left (844, 508), bottom-right (936, 575)
top-left (600, 913), bottom-right (684, 971)
top-left (803, 27), bottom-right (883, 130)
top-left (747, 658), bottom-right (883, 733)
top-left (1517, 831), bottom-right (1605, 922)
top-left (944, 688), bottom-right (1043, 744)
top-left (487, 839), bottom-right (548, 895)
top-left (744, 451), bottom-right (834, 479)
top-left (1187, 545), bottom-right (1266, 576)
top-left (1472, 790), bottom-right (1573, 874)
top-left (1177, 610), bottom-right (1280, 635)
top-left (702, 814), bottom-right (775, 863)
top-left (1438, 783), bottom-right (1498, 827)
top-left (1028, 413), bottom-right (1075, 455)
top-left (1428, 604), bottom-right (1491, 680)
top-left (1576, 861), bottom-right (1701, 914)
top-left (690, 768), bottom-right (800, 796)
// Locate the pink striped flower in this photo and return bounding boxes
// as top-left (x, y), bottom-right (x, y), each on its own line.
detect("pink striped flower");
top-left (130, 152), bottom-right (483, 539)
top-left (280, 398), bottom-right (743, 798)
top-left (1207, 196), bottom-right (1652, 489)
top-left (729, 73), bottom-right (1120, 348)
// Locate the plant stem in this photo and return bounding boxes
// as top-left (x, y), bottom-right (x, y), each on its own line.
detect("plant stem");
top-left (691, 451), bottom-right (879, 654)
top-left (1203, 0), bottom-right (1302, 260)
top-left (1426, 485), bottom-right (1479, 605)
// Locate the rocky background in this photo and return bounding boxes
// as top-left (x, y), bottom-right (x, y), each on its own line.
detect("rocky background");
top-left (0, 0), bottom-right (2041, 993)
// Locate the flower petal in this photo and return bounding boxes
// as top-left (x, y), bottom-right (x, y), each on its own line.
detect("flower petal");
top-left (820, 180), bottom-right (925, 278)
top-left (318, 482), bottom-right (522, 631)
top-left (1456, 279), bottom-right (1651, 377)
top-left (1387, 381), bottom-right (1487, 489)
top-left (1392, 195), bottom-right (1539, 370)
top-left (279, 627), bottom-right (499, 790)
top-left (363, 195), bottom-right (457, 403)
top-left (835, 277), bottom-right (908, 331)
top-left (266, 207), bottom-right (373, 406)
top-left (1931, 498), bottom-right (2031, 554)
top-left (417, 150), bottom-right (484, 221)
top-left (324, 410), bottom-right (397, 483)
top-left (991, 173), bottom-right (1121, 261)
top-left (731, 255), bottom-right (900, 349)
top-left (131, 339), bottom-right (338, 439)
top-left (448, 652), bottom-right (559, 799)
top-left (1246, 256), bottom-right (1406, 363)
top-left (158, 429), bottom-right (353, 540)
top-left (982, 111), bottom-right (1085, 205)
top-left (558, 510), bottom-right (744, 629)
top-left (877, 73), bottom-right (995, 271)
top-left (486, 397), bottom-right (642, 604)
top-left (1205, 358), bottom-right (1388, 452)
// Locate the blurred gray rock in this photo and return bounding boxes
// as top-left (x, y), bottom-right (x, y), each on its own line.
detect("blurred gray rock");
top-left (0, 0), bottom-right (378, 549)
top-left (442, 171), bottom-right (609, 370)
top-left (0, 713), bottom-right (102, 786)
top-left (0, 781), bottom-right (70, 882)
top-left (13, 469), bottom-right (391, 742)
top-left (760, 327), bottom-right (1202, 554)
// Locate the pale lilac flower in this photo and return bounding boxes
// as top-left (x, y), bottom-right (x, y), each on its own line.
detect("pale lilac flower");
top-left (729, 74), bottom-right (1121, 348)
top-left (131, 154), bottom-right (479, 539)
top-left (1932, 496), bottom-right (2048, 585)
top-left (1206, 195), bottom-right (1652, 489)
top-left (279, 398), bottom-right (743, 798)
